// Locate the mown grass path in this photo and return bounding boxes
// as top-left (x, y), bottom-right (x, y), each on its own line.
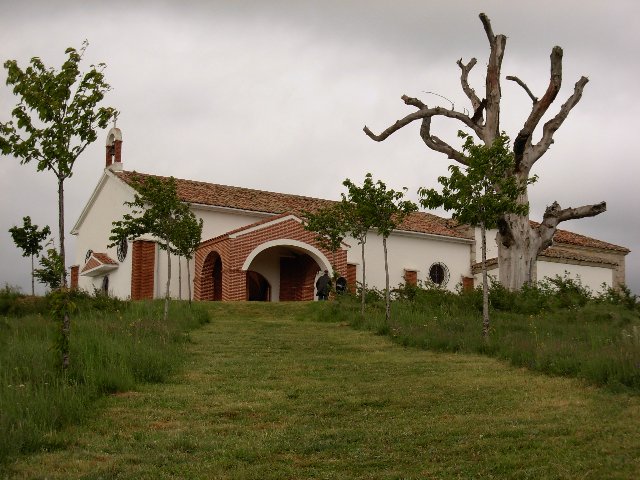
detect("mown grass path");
top-left (6, 303), bottom-right (640, 479)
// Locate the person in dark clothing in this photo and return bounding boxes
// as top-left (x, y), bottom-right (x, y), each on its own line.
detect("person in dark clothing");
top-left (316, 270), bottom-right (331, 300)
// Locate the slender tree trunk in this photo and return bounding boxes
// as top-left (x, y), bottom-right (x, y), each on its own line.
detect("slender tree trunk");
top-left (383, 236), bottom-right (390, 324)
top-left (57, 176), bottom-right (71, 369)
top-left (164, 243), bottom-right (171, 322)
top-left (481, 221), bottom-right (490, 339)
top-left (187, 258), bottom-right (192, 306)
top-left (360, 240), bottom-right (366, 317)
top-left (178, 256), bottom-right (182, 300)
top-left (58, 177), bottom-right (67, 288)
top-left (30, 254), bottom-right (35, 296)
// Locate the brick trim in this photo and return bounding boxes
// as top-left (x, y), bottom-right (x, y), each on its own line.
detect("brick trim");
top-left (194, 215), bottom-right (347, 301)
top-left (131, 240), bottom-right (155, 300)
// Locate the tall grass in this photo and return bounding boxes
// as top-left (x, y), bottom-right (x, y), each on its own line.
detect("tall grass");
top-left (306, 277), bottom-right (640, 393)
top-left (0, 289), bottom-right (210, 465)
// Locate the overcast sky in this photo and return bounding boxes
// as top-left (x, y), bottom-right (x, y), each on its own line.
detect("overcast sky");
top-left (1, 0), bottom-right (638, 295)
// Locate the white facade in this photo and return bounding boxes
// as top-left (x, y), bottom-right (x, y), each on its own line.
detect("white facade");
top-left (346, 231), bottom-right (473, 291)
top-left (537, 260), bottom-right (612, 292)
top-left (71, 164), bottom-right (625, 300)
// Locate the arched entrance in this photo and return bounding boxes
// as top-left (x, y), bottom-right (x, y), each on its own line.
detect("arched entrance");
top-left (244, 243), bottom-right (325, 301)
top-left (194, 215), bottom-right (347, 302)
top-left (201, 251), bottom-right (223, 301)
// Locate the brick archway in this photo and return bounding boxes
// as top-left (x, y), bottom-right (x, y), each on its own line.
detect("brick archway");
top-left (193, 214), bottom-right (347, 302)
top-left (199, 250), bottom-right (223, 301)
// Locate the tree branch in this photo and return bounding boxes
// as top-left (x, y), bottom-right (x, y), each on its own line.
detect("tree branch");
top-left (363, 95), bottom-right (483, 143)
top-left (419, 117), bottom-right (468, 165)
top-left (479, 13), bottom-right (495, 44)
top-left (527, 76), bottom-right (589, 167)
top-left (537, 200), bottom-right (606, 250)
top-left (506, 75), bottom-right (538, 103)
top-left (482, 12), bottom-right (506, 142)
top-left (513, 46), bottom-right (564, 170)
top-left (457, 58), bottom-right (481, 112)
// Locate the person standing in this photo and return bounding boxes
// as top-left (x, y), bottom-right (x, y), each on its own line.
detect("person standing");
top-left (316, 270), bottom-right (331, 300)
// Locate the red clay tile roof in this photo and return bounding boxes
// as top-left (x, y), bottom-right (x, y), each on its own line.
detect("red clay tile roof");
top-left (550, 228), bottom-right (629, 253)
top-left (81, 252), bottom-right (118, 274)
top-left (116, 171), bottom-right (627, 251)
top-left (116, 171), bottom-right (472, 240)
top-left (472, 247), bottom-right (619, 273)
top-left (538, 246), bottom-right (619, 266)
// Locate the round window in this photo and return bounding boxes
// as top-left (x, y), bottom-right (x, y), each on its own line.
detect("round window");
top-left (116, 237), bottom-right (128, 262)
top-left (428, 262), bottom-right (449, 286)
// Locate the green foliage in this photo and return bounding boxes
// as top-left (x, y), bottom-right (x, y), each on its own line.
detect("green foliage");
top-left (0, 298), bottom-right (210, 465)
top-left (109, 175), bottom-right (192, 253)
top-left (9, 216), bottom-right (52, 295)
top-left (0, 285), bottom-right (48, 317)
top-left (302, 202), bottom-right (347, 254)
top-left (346, 173), bottom-right (417, 239)
top-left (1, 42), bottom-right (117, 290)
top-left (33, 248), bottom-right (64, 290)
top-left (172, 205), bottom-right (203, 260)
top-left (419, 131), bottom-right (536, 228)
top-left (8, 216), bottom-right (51, 260)
top-left (0, 41), bottom-right (116, 177)
top-left (110, 175), bottom-right (201, 316)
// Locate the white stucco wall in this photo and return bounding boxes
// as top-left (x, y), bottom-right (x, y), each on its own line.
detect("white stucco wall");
top-left (346, 231), bottom-right (473, 292)
top-left (72, 171), bottom-right (136, 298)
top-left (474, 227), bottom-right (499, 263)
top-left (537, 261), bottom-right (613, 293)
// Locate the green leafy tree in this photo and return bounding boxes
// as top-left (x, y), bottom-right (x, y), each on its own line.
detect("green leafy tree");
top-left (303, 203), bottom-right (348, 282)
top-left (172, 207), bottom-right (203, 305)
top-left (0, 41), bottom-right (117, 287)
top-left (110, 175), bottom-right (194, 320)
top-left (420, 131), bottom-right (536, 337)
top-left (340, 175), bottom-right (386, 316)
top-left (33, 247), bottom-right (64, 291)
top-left (8, 216), bottom-right (51, 295)
top-left (1, 42), bottom-right (116, 370)
top-left (351, 174), bottom-right (417, 324)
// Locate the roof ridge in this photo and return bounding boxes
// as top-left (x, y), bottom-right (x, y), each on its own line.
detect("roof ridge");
top-left (118, 170), bottom-right (339, 204)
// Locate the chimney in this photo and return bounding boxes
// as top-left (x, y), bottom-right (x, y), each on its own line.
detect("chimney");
top-left (105, 127), bottom-right (123, 171)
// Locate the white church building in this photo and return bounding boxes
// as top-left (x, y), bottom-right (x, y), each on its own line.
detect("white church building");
top-left (69, 128), bottom-right (629, 301)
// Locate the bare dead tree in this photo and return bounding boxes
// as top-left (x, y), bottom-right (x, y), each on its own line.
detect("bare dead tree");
top-left (363, 13), bottom-right (606, 291)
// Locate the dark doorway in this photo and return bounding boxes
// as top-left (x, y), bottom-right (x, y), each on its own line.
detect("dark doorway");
top-left (246, 270), bottom-right (270, 301)
top-left (212, 255), bottom-right (222, 301)
top-left (201, 251), bottom-right (223, 301)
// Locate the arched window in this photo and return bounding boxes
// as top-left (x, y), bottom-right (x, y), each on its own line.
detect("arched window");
top-left (428, 262), bottom-right (449, 286)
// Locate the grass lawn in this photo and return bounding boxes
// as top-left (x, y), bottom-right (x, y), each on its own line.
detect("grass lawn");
top-left (4, 302), bottom-right (640, 479)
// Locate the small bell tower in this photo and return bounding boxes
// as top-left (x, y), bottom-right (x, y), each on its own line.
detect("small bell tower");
top-left (105, 115), bottom-right (123, 170)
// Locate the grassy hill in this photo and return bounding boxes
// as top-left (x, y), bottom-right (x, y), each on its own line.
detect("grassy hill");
top-left (3, 300), bottom-right (639, 479)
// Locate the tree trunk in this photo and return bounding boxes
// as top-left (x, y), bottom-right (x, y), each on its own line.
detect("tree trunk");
top-left (61, 310), bottom-right (70, 370)
top-left (178, 256), bottom-right (182, 300)
top-left (383, 236), bottom-right (390, 324)
top-left (164, 243), bottom-right (171, 322)
top-left (481, 221), bottom-right (490, 339)
top-left (58, 177), bottom-right (67, 288)
top-left (497, 213), bottom-right (538, 291)
top-left (187, 258), bottom-right (192, 306)
top-left (360, 239), bottom-right (366, 317)
top-left (30, 254), bottom-right (35, 296)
